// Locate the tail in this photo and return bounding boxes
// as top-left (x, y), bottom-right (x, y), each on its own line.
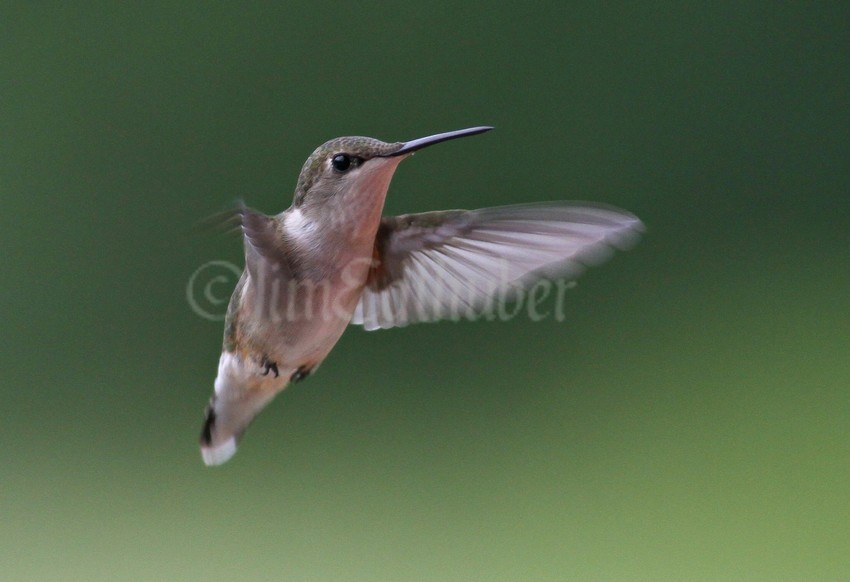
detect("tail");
top-left (199, 353), bottom-right (280, 466)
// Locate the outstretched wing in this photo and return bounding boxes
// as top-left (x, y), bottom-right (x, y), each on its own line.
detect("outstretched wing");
top-left (350, 202), bottom-right (643, 330)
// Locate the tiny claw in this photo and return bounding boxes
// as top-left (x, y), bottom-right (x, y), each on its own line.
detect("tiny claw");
top-left (261, 359), bottom-right (279, 378)
top-left (290, 365), bottom-right (312, 383)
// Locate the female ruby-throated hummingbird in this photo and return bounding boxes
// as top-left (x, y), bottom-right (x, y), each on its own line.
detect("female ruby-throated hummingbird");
top-left (199, 126), bottom-right (643, 465)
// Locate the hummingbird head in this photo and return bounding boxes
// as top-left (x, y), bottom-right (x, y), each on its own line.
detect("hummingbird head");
top-left (292, 136), bottom-right (404, 208)
top-left (291, 127), bottom-right (494, 213)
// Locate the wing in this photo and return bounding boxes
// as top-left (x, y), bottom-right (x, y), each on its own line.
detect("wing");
top-left (350, 202), bottom-right (643, 330)
top-left (215, 203), bottom-right (302, 331)
top-left (230, 204), bottom-right (296, 281)
top-left (199, 201), bottom-right (296, 279)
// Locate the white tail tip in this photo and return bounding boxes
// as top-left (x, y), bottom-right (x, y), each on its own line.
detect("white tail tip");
top-left (201, 437), bottom-right (238, 466)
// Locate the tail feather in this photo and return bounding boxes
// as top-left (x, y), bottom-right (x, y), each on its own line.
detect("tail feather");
top-left (199, 390), bottom-right (278, 466)
top-left (199, 352), bottom-right (282, 466)
top-left (199, 405), bottom-right (238, 466)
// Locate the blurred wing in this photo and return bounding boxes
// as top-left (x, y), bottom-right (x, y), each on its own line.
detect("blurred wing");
top-left (233, 205), bottom-right (282, 274)
top-left (351, 202), bottom-right (644, 330)
top-left (197, 201), bottom-right (294, 278)
top-left (213, 203), bottom-right (301, 328)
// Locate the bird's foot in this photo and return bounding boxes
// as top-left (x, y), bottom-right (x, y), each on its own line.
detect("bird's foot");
top-left (290, 365), bottom-right (312, 383)
top-left (260, 358), bottom-right (279, 378)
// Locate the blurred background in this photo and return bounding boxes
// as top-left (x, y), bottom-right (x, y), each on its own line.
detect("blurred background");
top-left (1, 2), bottom-right (847, 580)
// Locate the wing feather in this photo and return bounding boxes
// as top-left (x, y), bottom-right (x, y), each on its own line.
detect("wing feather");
top-left (351, 201), bottom-right (644, 330)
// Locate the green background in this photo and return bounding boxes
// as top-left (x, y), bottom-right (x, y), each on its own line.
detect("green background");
top-left (2, 2), bottom-right (847, 580)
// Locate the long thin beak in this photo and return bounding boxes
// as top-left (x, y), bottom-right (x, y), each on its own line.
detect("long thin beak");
top-left (384, 126), bottom-right (494, 157)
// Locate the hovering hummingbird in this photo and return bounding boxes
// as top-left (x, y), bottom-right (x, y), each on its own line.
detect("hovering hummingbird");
top-left (199, 126), bottom-right (643, 465)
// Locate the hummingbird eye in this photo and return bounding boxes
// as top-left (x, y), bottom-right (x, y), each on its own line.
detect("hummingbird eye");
top-left (331, 153), bottom-right (362, 173)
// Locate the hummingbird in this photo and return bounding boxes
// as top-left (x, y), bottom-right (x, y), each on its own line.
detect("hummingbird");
top-left (199, 126), bottom-right (643, 465)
